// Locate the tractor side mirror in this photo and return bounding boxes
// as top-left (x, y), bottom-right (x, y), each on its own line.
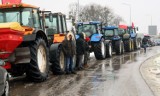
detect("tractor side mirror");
top-left (49, 13), bottom-right (53, 22)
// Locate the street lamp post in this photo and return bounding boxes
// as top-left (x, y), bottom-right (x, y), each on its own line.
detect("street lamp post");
top-left (122, 3), bottom-right (132, 26)
top-left (77, 0), bottom-right (79, 21)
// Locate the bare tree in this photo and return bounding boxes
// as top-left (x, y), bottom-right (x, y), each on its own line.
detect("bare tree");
top-left (68, 3), bottom-right (123, 26)
top-left (68, 2), bottom-right (83, 21)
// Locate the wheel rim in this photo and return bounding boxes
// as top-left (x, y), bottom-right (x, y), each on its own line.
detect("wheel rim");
top-left (82, 55), bottom-right (85, 64)
top-left (37, 45), bottom-right (47, 73)
top-left (123, 44), bottom-right (125, 53)
top-left (109, 44), bottom-right (112, 56)
top-left (4, 80), bottom-right (9, 96)
top-left (60, 51), bottom-right (65, 71)
top-left (101, 42), bottom-right (105, 56)
top-left (129, 40), bottom-right (131, 50)
top-left (138, 42), bottom-right (141, 48)
top-left (119, 42), bottom-right (122, 53)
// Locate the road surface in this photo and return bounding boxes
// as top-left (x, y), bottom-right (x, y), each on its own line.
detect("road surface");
top-left (10, 46), bottom-right (160, 96)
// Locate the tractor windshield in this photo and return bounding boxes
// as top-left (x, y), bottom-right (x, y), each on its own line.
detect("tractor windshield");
top-left (0, 8), bottom-right (40, 28)
top-left (128, 27), bottom-right (136, 34)
top-left (104, 30), bottom-right (114, 36)
top-left (77, 24), bottom-right (96, 37)
top-left (118, 28), bottom-right (126, 35)
top-left (45, 17), bottom-right (57, 34)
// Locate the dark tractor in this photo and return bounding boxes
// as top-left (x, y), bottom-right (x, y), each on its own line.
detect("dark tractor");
top-left (76, 21), bottom-right (112, 59)
top-left (119, 25), bottom-right (141, 52)
top-left (103, 26), bottom-right (124, 55)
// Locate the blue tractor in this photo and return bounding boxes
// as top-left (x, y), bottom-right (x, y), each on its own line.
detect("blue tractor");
top-left (103, 26), bottom-right (124, 55)
top-left (76, 21), bottom-right (112, 59)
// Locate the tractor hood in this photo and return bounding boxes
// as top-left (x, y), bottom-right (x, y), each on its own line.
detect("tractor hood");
top-left (0, 22), bottom-right (24, 59)
top-left (0, 22), bottom-right (25, 32)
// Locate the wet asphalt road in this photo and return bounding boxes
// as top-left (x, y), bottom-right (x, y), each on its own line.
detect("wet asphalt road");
top-left (10, 46), bottom-right (160, 96)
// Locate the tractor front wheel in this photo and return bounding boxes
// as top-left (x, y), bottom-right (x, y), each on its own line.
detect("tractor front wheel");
top-left (94, 40), bottom-right (106, 60)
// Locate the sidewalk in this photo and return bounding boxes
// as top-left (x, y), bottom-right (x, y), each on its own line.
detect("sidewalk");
top-left (140, 54), bottom-right (160, 96)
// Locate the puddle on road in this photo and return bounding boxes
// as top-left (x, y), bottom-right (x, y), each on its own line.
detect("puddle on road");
top-left (86, 50), bottom-right (142, 84)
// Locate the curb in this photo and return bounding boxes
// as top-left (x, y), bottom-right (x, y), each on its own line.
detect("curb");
top-left (140, 53), bottom-right (160, 96)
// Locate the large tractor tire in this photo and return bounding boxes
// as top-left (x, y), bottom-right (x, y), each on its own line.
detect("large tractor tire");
top-left (115, 40), bottom-right (122, 55)
top-left (131, 39), bottom-right (134, 51)
top-left (50, 45), bottom-right (66, 75)
top-left (94, 40), bottom-right (106, 60)
top-left (106, 42), bottom-right (112, 58)
top-left (26, 38), bottom-right (49, 82)
top-left (124, 39), bottom-right (132, 52)
top-left (133, 38), bottom-right (138, 50)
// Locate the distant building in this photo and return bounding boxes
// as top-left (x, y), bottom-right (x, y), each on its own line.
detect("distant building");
top-left (148, 25), bottom-right (157, 35)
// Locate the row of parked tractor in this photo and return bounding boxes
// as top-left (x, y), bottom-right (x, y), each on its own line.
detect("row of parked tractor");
top-left (0, 2), bottom-right (144, 95)
top-left (76, 22), bottom-right (142, 60)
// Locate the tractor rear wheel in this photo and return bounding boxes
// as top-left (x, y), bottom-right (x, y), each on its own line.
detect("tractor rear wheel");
top-left (26, 38), bottom-right (49, 82)
top-left (115, 40), bottom-right (122, 55)
top-left (124, 39), bottom-right (132, 52)
top-left (94, 40), bottom-right (106, 60)
top-left (133, 39), bottom-right (138, 50)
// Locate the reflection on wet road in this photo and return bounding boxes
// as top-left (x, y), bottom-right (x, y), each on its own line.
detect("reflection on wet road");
top-left (10, 47), bottom-right (160, 96)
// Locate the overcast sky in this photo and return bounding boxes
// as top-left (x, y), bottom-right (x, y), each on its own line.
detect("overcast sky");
top-left (3, 0), bottom-right (160, 34)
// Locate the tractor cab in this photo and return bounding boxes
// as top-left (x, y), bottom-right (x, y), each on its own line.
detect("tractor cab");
top-left (41, 12), bottom-right (67, 44)
top-left (0, 3), bottom-right (42, 33)
top-left (103, 26), bottom-right (124, 55)
top-left (118, 25), bottom-right (128, 37)
top-left (127, 26), bottom-right (138, 38)
top-left (77, 21), bottom-right (102, 38)
top-left (103, 26), bottom-right (121, 41)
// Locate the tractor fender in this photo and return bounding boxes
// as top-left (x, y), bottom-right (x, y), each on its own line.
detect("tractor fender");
top-left (23, 29), bottom-right (44, 42)
top-left (105, 40), bottom-right (111, 44)
top-left (49, 43), bottom-right (61, 60)
top-left (90, 34), bottom-right (103, 42)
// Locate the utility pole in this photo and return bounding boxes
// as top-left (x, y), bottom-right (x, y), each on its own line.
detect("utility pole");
top-left (77, 0), bottom-right (79, 22)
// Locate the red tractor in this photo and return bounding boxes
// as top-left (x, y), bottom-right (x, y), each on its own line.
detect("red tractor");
top-left (0, 3), bottom-right (54, 82)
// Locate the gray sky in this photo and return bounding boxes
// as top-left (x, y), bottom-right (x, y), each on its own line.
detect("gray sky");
top-left (5, 0), bottom-right (160, 34)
